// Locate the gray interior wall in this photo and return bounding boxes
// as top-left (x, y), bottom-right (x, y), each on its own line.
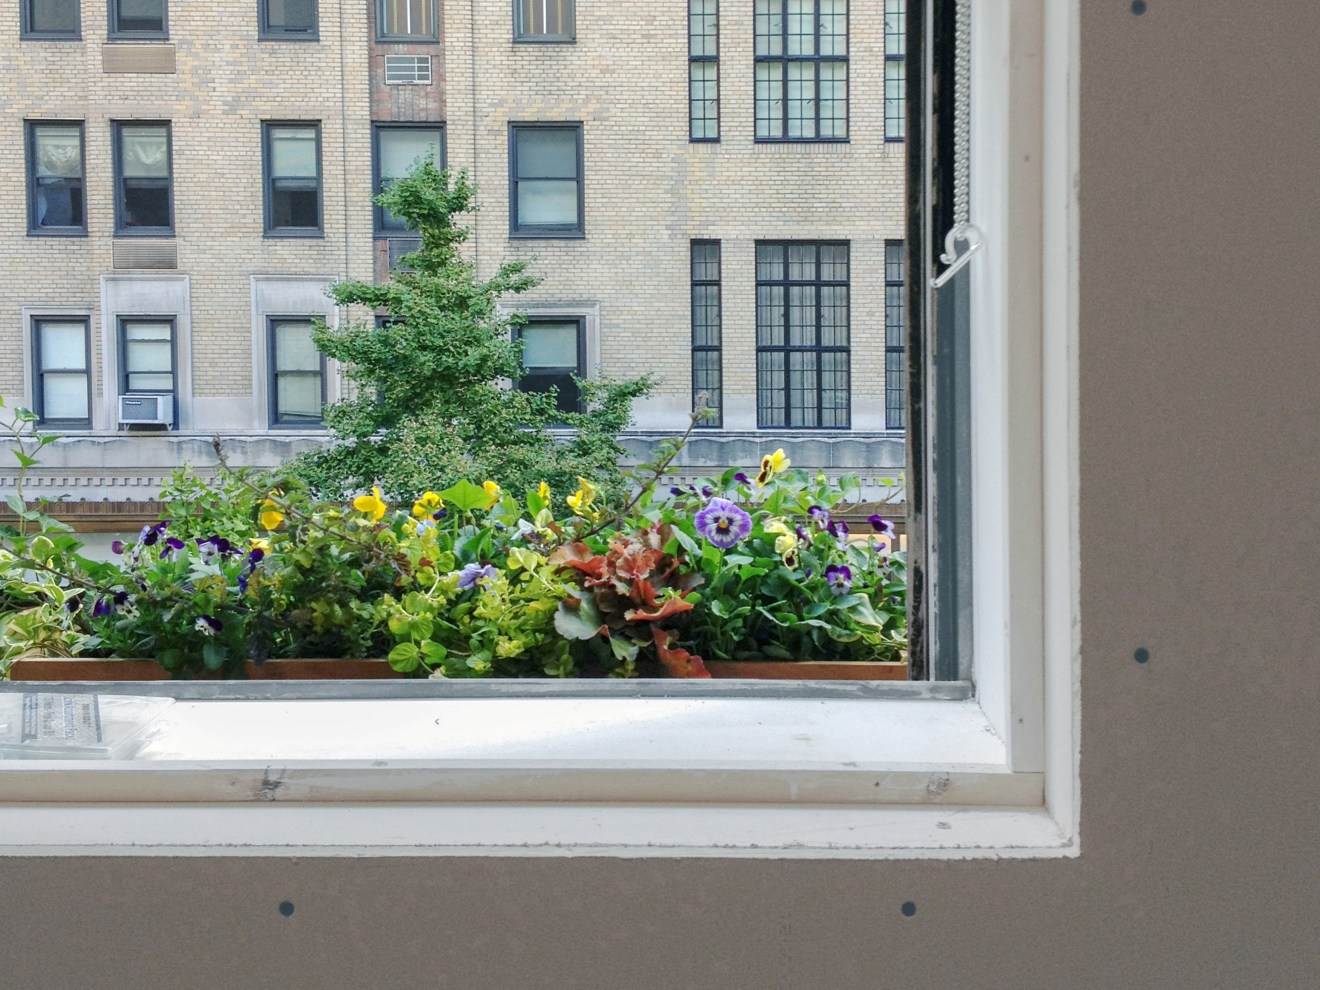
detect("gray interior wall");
top-left (4, 4), bottom-right (1319, 986)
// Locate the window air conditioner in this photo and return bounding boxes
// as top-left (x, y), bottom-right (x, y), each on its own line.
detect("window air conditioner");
top-left (118, 393), bottom-right (174, 426)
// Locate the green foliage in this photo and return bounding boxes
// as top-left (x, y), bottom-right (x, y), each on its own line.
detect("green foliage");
top-left (289, 161), bottom-right (652, 505)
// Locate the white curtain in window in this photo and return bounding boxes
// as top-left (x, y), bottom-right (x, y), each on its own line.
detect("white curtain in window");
top-left (35, 127), bottom-right (81, 177)
top-left (120, 126), bottom-right (168, 177)
top-left (271, 129), bottom-right (317, 177)
top-left (521, 324), bottom-right (578, 369)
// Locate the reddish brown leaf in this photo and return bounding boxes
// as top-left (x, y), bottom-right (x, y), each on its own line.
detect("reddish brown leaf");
top-left (626, 597), bottom-right (695, 623)
top-left (652, 627), bottom-right (711, 679)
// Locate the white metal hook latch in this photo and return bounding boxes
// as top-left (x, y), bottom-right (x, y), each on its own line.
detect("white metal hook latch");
top-left (929, 222), bottom-right (984, 289)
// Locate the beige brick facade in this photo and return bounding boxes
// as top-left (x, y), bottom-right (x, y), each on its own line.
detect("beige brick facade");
top-left (1, 1), bottom-right (907, 501)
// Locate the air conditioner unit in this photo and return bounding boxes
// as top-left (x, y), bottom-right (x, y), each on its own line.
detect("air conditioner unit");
top-left (118, 393), bottom-right (174, 426)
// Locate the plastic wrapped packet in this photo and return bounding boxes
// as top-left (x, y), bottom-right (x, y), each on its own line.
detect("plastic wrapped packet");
top-left (0, 693), bottom-right (174, 760)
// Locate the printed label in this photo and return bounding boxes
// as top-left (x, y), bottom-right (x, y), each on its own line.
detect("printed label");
top-left (20, 694), bottom-right (103, 745)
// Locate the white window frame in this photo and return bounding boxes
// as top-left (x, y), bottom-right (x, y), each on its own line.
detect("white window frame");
top-left (0, 0), bottom-right (1079, 860)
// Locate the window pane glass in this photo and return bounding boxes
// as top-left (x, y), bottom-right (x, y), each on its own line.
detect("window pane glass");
top-left (119, 126), bottom-right (169, 178)
top-left (786, 0), bottom-right (813, 56)
top-left (517, 179), bottom-right (577, 226)
top-left (381, 0), bottom-right (435, 37)
top-left (116, 0), bottom-right (165, 31)
top-left (520, 372), bottom-right (579, 414)
top-left (267, 0), bottom-right (316, 31)
top-left (42, 374), bottom-right (88, 420)
top-left (277, 375), bottom-right (322, 421)
top-left (379, 129), bottom-right (442, 180)
top-left (271, 129), bottom-right (317, 177)
top-left (124, 321), bottom-right (171, 344)
top-left (30, 0), bottom-right (79, 33)
top-left (517, 130), bottom-right (577, 178)
top-left (274, 322), bottom-right (320, 372)
top-left (520, 323), bottom-right (578, 368)
top-left (272, 181), bottom-right (320, 227)
top-left (127, 342), bottom-right (171, 374)
top-left (754, 0), bottom-right (782, 57)
top-left (32, 125), bottom-right (84, 229)
top-left (40, 323), bottom-right (87, 369)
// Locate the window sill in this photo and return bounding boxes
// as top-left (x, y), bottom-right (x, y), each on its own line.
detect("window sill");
top-left (0, 690), bottom-right (1069, 859)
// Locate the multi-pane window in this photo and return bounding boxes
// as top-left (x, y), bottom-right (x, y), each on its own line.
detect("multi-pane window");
top-left (109, 0), bottom-right (167, 38)
top-left (515, 319), bottom-right (584, 415)
top-left (113, 122), bottom-right (172, 234)
top-left (373, 125), bottom-right (444, 233)
top-left (22, 0), bottom-right (80, 38)
top-left (514, 0), bottom-right (573, 41)
top-left (885, 240), bottom-right (905, 429)
top-left (689, 0), bottom-right (719, 141)
top-left (754, 0), bottom-right (848, 141)
top-left (32, 318), bottom-right (91, 428)
top-left (509, 124), bottom-right (584, 238)
top-left (26, 122), bottom-right (85, 234)
top-left (268, 318), bottom-right (326, 427)
top-left (691, 241), bottom-right (722, 427)
top-left (260, 0), bottom-right (318, 39)
top-left (263, 123), bottom-right (322, 236)
top-left (377, 0), bottom-right (436, 40)
top-left (119, 319), bottom-right (175, 395)
top-left (755, 241), bottom-right (850, 428)
top-left (885, 0), bottom-right (906, 141)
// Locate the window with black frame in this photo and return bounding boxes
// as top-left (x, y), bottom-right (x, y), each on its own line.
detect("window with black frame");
top-left (754, 0), bottom-right (847, 141)
top-left (688, 0), bottom-right (719, 141)
top-left (268, 318), bottom-right (326, 427)
top-left (377, 0), bottom-right (436, 40)
top-left (508, 124), bottom-right (583, 238)
top-left (21, 0), bottom-right (80, 38)
top-left (515, 318), bottom-right (584, 415)
top-left (263, 123), bottom-right (322, 236)
top-left (755, 241), bottom-right (850, 429)
top-left (690, 240), bottom-right (722, 426)
top-left (26, 121), bottom-right (85, 234)
top-left (32, 317), bottom-right (91, 428)
top-left (260, 0), bottom-right (318, 39)
top-left (119, 319), bottom-right (175, 396)
top-left (373, 125), bottom-right (444, 234)
top-left (885, 0), bottom-right (907, 140)
top-left (514, 0), bottom-right (573, 42)
top-left (113, 122), bottom-right (173, 234)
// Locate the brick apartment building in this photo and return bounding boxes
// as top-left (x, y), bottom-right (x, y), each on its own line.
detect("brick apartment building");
top-left (1, 0), bottom-right (908, 512)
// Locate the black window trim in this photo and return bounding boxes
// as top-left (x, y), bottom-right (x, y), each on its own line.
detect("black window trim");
top-left (753, 0), bottom-right (850, 144)
top-left (21, 0), bottom-right (82, 39)
top-left (25, 119), bottom-right (88, 237)
top-left (261, 120), bottom-right (324, 238)
top-left (267, 315), bottom-right (328, 429)
top-left (31, 315), bottom-right (93, 429)
top-left (371, 122), bottom-right (446, 236)
top-left (884, 238), bottom-right (906, 429)
top-left (117, 315), bottom-right (177, 430)
top-left (107, 0), bottom-right (168, 40)
top-left (375, 0), bottom-right (439, 42)
top-left (884, 0), bottom-right (906, 142)
top-left (258, 0), bottom-right (320, 41)
top-left (688, 0), bottom-right (720, 143)
top-left (690, 239), bottom-right (723, 428)
top-left (511, 0), bottom-right (575, 43)
top-left (508, 122), bottom-right (585, 240)
top-left (111, 119), bottom-right (175, 237)
top-left (754, 239), bottom-right (851, 430)
top-left (513, 315), bottom-right (587, 416)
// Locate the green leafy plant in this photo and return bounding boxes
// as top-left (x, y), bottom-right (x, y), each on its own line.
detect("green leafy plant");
top-left (289, 160), bottom-right (652, 504)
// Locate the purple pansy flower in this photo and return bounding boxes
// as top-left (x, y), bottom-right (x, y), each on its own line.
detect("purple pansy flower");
top-left (701, 486), bottom-right (714, 498)
top-left (110, 540), bottom-right (125, 555)
top-left (824, 564), bottom-right (853, 595)
top-left (796, 525), bottom-right (810, 542)
top-left (194, 615), bottom-right (223, 636)
top-left (457, 563), bottom-right (499, 590)
top-left (160, 536), bottom-right (186, 558)
top-left (669, 486), bottom-right (685, 496)
top-left (867, 514), bottom-right (894, 536)
top-left (92, 597), bottom-right (112, 618)
top-left (807, 505), bottom-right (830, 528)
top-left (827, 520), bottom-right (850, 545)
top-left (694, 497), bottom-right (753, 549)
top-left (733, 472), bottom-right (750, 484)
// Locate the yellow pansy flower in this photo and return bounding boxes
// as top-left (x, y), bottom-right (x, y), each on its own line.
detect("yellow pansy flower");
top-left (566, 477), bottom-right (597, 517)
top-left (482, 480), bottom-right (502, 508)
top-left (412, 491), bottom-right (443, 519)
top-left (249, 537), bottom-right (271, 553)
top-left (763, 517), bottom-right (793, 537)
top-left (259, 496), bottom-right (284, 531)
top-left (774, 532), bottom-right (798, 558)
top-left (538, 481), bottom-right (551, 501)
top-left (755, 448), bottom-right (791, 486)
top-left (352, 486), bottom-right (388, 523)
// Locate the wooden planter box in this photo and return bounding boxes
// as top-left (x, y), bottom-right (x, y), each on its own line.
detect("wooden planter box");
top-left (8, 657), bottom-right (909, 682)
